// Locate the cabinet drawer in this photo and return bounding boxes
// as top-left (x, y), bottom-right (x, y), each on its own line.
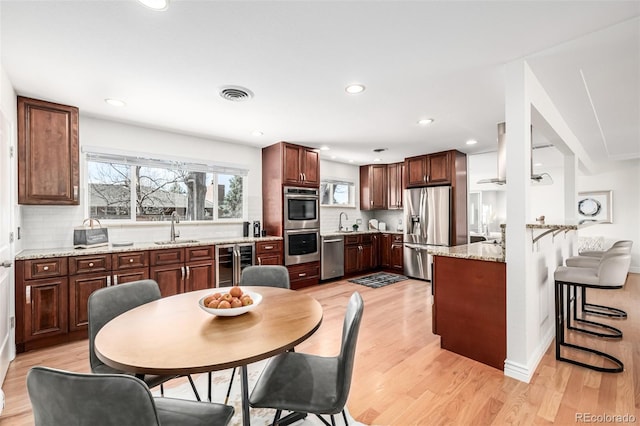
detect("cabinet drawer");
top-left (185, 245), bottom-right (214, 263)
top-left (360, 234), bottom-right (373, 244)
top-left (150, 248), bottom-right (184, 266)
top-left (344, 235), bottom-right (360, 245)
top-left (69, 254), bottom-right (111, 275)
top-left (112, 251), bottom-right (149, 270)
top-left (23, 258), bottom-right (67, 280)
top-left (256, 240), bottom-right (282, 255)
top-left (287, 262), bottom-right (320, 282)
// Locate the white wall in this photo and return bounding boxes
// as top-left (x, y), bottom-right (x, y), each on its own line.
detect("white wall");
top-left (576, 160), bottom-right (640, 272)
top-left (19, 117), bottom-right (264, 249)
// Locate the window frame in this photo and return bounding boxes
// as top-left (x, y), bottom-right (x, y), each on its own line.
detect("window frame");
top-left (84, 147), bottom-right (249, 224)
top-left (320, 179), bottom-right (356, 208)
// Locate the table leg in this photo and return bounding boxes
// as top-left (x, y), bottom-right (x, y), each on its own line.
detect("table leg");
top-left (241, 365), bottom-right (250, 426)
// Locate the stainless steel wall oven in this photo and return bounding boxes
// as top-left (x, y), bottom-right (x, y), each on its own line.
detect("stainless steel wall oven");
top-left (283, 186), bottom-right (320, 230)
top-left (284, 228), bottom-right (320, 266)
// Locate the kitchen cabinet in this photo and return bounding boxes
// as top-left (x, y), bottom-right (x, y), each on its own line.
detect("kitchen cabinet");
top-left (287, 261), bottom-right (320, 290)
top-left (16, 257), bottom-right (69, 352)
top-left (380, 233), bottom-right (404, 273)
top-left (149, 246), bottom-right (215, 297)
top-left (344, 234), bottom-right (373, 275)
top-left (405, 151), bottom-right (451, 187)
top-left (256, 240), bottom-right (283, 265)
top-left (387, 162), bottom-right (404, 209)
top-left (68, 254), bottom-right (112, 333)
top-left (283, 143), bottom-right (320, 187)
top-left (17, 96), bottom-right (79, 205)
top-left (359, 165), bottom-right (387, 210)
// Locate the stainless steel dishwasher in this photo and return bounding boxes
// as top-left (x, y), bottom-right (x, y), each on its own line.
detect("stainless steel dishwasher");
top-left (321, 235), bottom-right (344, 280)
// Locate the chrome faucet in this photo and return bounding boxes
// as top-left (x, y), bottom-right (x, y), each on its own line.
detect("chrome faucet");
top-left (338, 212), bottom-right (348, 232)
top-left (170, 211), bottom-right (180, 242)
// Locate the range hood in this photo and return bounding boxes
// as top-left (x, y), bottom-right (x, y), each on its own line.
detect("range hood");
top-left (477, 122), bottom-right (553, 185)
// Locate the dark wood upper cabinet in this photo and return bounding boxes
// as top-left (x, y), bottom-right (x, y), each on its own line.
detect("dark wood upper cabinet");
top-left (282, 143), bottom-right (319, 187)
top-left (387, 162), bottom-right (404, 209)
top-left (18, 96), bottom-right (79, 205)
top-left (360, 164), bottom-right (387, 210)
top-left (405, 151), bottom-right (451, 187)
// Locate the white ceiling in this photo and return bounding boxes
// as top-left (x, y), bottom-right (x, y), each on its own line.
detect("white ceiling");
top-left (1, 1), bottom-right (638, 171)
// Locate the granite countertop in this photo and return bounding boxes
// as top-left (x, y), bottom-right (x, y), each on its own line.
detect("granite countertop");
top-left (15, 236), bottom-right (283, 260)
top-left (321, 230), bottom-right (403, 237)
top-left (526, 223), bottom-right (578, 230)
top-left (427, 242), bottom-right (505, 263)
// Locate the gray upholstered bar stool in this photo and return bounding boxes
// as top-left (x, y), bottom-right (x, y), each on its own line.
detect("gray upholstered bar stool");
top-left (554, 253), bottom-right (631, 372)
top-left (565, 242), bottom-right (632, 318)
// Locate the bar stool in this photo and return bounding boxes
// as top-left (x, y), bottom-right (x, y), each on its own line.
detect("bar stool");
top-left (566, 242), bottom-right (632, 318)
top-left (554, 252), bottom-right (631, 372)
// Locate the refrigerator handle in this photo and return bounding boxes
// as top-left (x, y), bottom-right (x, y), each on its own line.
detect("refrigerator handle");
top-left (421, 188), bottom-right (428, 240)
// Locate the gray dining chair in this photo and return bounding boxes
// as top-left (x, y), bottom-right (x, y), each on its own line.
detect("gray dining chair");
top-left (249, 292), bottom-right (364, 426)
top-left (88, 279), bottom-right (200, 400)
top-left (27, 366), bottom-right (234, 426)
top-left (211, 265), bottom-right (291, 403)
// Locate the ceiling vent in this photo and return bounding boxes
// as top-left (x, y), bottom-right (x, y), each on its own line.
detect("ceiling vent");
top-left (219, 86), bottom-right (254, 102)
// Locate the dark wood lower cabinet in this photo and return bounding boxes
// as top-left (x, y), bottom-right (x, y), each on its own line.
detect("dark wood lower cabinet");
top-left (287, 262), bottom-right (320, 290)
top-left (68, 273), bottom-right (109, 332)
top-left (150, 264), bottom-right (186, 297)
top-left (24, 277), bottom-right (68, 344)
top-left (433, 255), bottom-right (506, 370)
top-left (185, 262), bottom-right (215, 292)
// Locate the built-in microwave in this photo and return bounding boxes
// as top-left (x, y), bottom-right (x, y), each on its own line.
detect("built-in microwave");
top-left (283, 186), bottom-right (319, 230)
top-left (284, 228), bottom-right (320, 266)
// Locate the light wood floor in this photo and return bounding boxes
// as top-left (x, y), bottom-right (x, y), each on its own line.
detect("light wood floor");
top-left (2, 273), bottom-right (639, 425)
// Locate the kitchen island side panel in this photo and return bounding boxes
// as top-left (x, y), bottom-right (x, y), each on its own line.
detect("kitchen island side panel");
top-left (433, 255), bottom-right (506, 370)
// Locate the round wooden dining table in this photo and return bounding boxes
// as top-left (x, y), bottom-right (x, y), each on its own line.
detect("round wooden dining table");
top-left (94, 286), bottom-right (323, 426)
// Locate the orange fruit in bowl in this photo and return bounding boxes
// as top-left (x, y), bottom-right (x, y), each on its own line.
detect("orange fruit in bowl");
top-left (229, 287), bottom-right (243, 298)
top-left (207, 299), bottom-right (221, 309)
top-left (217, 300), bottom-right (231, 309)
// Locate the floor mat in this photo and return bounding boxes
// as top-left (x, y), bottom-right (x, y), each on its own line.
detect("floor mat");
top-left (348, 272), bottom-right (408, 288)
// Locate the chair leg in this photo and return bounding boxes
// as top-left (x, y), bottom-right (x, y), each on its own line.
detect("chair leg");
top-left (224, 367), bottom-right (236, 405)
top-left (187, 375), bottom-right (201, 401)
top-left (160, 383), bottom-right (164, 397)
top-left (342, 409), bottom-right (349, 425)
top-left (207, 372), bottom-right (212, 402)
top-left (569, 285), bottom-right (623, 339)
top-left (581, 286), bottom-right (627, 318)
top-left (314, 414), bottom-right (333, 426)
top-left (272, 409), bottom-right (282, 426)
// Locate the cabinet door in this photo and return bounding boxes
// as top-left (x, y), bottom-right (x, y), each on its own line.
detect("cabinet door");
top-left (390, 243), bottom-right (404, 272)
top-left (286, 262), bottom-right (320, 290)
top-left (371, 234), bottom-right (380, 269)
top-left (149, 264), bottom-right (184, 297)
top-left (380, 234), bottom-right (391, 268)
top-left (113, 268), bottom-right (149, 285)
top-left (387, 162), bottom-right (404, 209)
top-left (301, 148), bottom-right (319, 186)
top-left (405, 156), bottom-right (427, 187)
top-left (69, 273), bottom-right (108, 332)
top-left (17, 97), bottom-right (79, 205)
top-left (283, 144), bottom-right (303, 185)
top-left (360, 244), bottom-right (373, 271)
top-left (427, 152), bottom-right (450, 184)
top-left (257, 254), bottom-right (282, 266)
top-left (256, 241), bottom-right (283, 265)
top-left (24, 277), bottom-right (68, 342)
top-left (344, 245), bottom-right (360, 274)
top-left (185, 262), bottom-right (215, 292)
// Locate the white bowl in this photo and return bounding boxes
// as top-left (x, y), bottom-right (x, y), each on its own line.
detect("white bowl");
top-left (198, 290), bottom-right (262, 317)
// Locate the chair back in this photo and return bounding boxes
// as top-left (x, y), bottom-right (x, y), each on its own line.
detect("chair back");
top-left (88, 280), bottom-right (162, 371)
top-left (240, 265), bottom-right (290, 288)
top-left (612, 240), bottom-right (633, 250)
top-left (597, 253), bottom-right (631, 286)
top-left (27, 366), bottom-right (159, 426)
top-left (336, 292), bottom-right (364, 410)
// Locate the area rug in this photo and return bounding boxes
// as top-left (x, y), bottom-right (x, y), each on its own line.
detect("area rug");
top-left (153, 359), bottom-right (365, 426)
top-left (348, 272), bottom-right (408, 288)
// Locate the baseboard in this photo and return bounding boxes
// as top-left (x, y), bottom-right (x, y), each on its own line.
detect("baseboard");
top-left (629, 267), bottom-right (640, 274)
top-left (0, 331), bottom-right (11, 386)
top-left (504, 326), bottom-right (554, 383)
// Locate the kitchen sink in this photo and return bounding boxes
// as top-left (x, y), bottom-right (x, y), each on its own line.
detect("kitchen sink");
top-left (154, 239), bottom-right (200, 245)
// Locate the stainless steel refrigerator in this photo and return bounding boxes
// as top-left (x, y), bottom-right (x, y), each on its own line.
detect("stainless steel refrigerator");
top-left (403, 186), bottom-right (451, 281)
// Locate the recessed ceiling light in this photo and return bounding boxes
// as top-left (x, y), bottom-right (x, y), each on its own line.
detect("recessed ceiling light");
top-left (417, 118), bottom-right (434, 126)
top-left (345, 84), bottom-right (365, 94)
top-left (252, 130), bottom-right (263, 137)
top-left (320, 145), bottom-right (330, 151)
top-left (534, 162), bottom-right (543, 167)
top-left (466, 139), bottom-right (478, 145)
top-left (105, 98), bottom-right (126, 107)
top-left (373, 158), bottom-right (381, 162)
top-left (348, 159), bottom-right (355, 163)
top-left (331, 156), bottom-right (336, 160)
top-left (137, 0), bottom-right (170, 11)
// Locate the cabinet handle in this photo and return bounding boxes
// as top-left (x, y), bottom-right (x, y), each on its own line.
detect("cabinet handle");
top-left (298, 272), bottom-right (306, 277)
top-left (107, 276), bottom-right (111, 287)
top-left (181, 266), bottom-right (185, 280)
top-left (73, 185), bottom-right (78, 201)
top-left (299, 172), bottom-right (303, 181)
top-left (186, 266), bottom-right (190, 280)
top-left (26, 286), bottom-right (31, 304)
top-left (264, 246), bottom-right (273, 250)
top-left (88, 262), bottom-right (94, 267)
top-left (257, 257), bottom-right (262, 265)
top-left (427, 174), bottom-right (430, 182)
top-left (43, 266), bottom-right (49, 271)
top-left (113, 275), bottom-right (118, 286)
top-left (303, 173), bottom-right (306, 181)
top-left (129, 258), bottom-right (134, 263)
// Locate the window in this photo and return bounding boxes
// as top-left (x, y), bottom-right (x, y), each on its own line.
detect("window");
top-left (320, 180), bottom-right (355, 207)
top-left (86, 149), bottom-right (247, 222)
